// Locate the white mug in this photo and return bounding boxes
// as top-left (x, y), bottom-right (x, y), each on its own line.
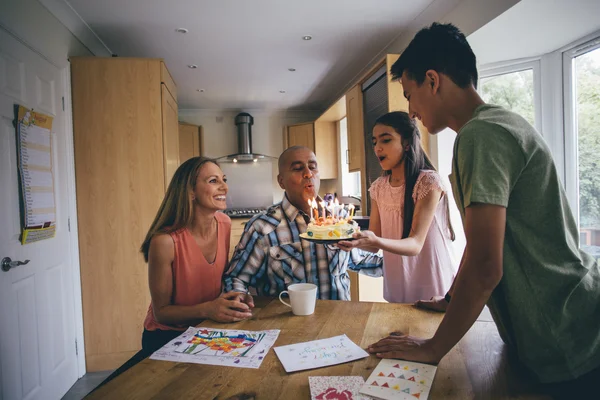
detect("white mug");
top-left (278, 283), bottom-right (317, 316)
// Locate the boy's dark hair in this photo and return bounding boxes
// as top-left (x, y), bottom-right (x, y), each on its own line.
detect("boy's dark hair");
top-left (391, 22), bottom-right (478, 89)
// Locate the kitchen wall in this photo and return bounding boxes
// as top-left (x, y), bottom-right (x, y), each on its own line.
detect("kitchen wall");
top-left (178, 109), bottom-right (320, 204)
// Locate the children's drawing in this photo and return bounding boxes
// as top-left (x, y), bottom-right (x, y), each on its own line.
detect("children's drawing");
top-left (309, 376), bottom-right (371, 400)
top-left (150, 327), bottom-right (280, 369)
top-left (177, 329), bottom-right (264, 357)
top-left (359, 359), bottom-right (437, 400)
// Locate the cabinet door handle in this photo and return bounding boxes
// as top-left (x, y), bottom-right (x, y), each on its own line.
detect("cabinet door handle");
top-left (346, 149), bottom-right (350, 164)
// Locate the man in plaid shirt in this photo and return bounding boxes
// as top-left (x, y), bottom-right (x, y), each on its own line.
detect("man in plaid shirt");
top-left (224, 146), bottom-right (382, 300)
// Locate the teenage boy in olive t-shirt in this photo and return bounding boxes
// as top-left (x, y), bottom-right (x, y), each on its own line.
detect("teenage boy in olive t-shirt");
top-left (366, 22), bottom-right (600, 397)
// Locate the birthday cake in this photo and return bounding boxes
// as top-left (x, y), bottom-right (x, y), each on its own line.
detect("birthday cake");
top-left (306, 217), bottom-right (359, 240)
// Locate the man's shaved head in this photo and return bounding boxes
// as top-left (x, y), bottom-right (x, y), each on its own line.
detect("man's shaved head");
top-left (278, 145), bottom-right (313, 173)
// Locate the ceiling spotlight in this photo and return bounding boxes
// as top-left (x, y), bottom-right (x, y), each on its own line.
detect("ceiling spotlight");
top-left (302, 35), bottom-right (312, 41)
top-left (279, 90), bottom-right (286, 93)
top-left (196, 89), bottom-right (205, 92)
top-left (175, 28), bottom-right (188, 34)
top-left (288, 68), bottom-right (296, 72)
top-left (188, 64), bottom-right (198, 69)
top-left (233, 158), bottom-right (238, 163)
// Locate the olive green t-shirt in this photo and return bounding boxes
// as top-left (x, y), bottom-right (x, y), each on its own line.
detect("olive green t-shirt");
top-left (449, 104), bottom-right (600, 383)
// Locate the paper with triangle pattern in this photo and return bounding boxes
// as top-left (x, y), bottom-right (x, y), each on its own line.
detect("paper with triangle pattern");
top-left (359, 359), bottom-right (437, 400)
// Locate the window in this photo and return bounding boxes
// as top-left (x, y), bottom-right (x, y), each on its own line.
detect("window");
top-left (564, 39), bottom-right (600, 260)
top-left (338, 117), bottom-right (361, 197)
top-left (479, 61), bottom-right (541, 130)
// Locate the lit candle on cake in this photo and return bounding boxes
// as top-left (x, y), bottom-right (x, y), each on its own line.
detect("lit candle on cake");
top-left (311, 199), bottom-right (318, 220)
top-left (348, 204), bottom-right (355, 219)
top-left (327, 203), bottom-right (335, 220)
top-left (333, 198), bottom-right (340, 217)
top-left (319, 201), bottom-right (326, 219)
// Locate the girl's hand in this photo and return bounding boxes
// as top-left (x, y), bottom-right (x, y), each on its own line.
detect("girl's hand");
top-left (351, 230), bottom-right (380, 248)
top-left (336, 240), bottom-right (356, 252)
top-left (337, 230), bottom-right (380, 252)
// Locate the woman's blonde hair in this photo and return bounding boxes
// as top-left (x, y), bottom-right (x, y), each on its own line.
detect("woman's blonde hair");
top-left (140, 157), bottom-right (220, 262)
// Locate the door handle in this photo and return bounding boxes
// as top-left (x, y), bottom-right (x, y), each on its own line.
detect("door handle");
top-left (1, 257), bottom-right (30, 272)
top-left (346, 149), bottom-right (350, 164)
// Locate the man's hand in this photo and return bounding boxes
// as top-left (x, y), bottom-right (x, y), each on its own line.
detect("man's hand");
top-left (415, 296), bottom-right (448, 313)
top-left (367, 334), bottom-right (443, 364)
top-left (203, 292), bottom-right (253, 323)
top-left (239, 292), bottom-right (255, 309)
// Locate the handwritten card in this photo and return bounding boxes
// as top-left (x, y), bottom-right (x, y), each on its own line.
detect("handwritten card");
top-left (309, 376), bottom-right (371, 400)
top-left (274, 334), bottom-right (368, 372)
top-left (359, 359), bottom-right (437, 400)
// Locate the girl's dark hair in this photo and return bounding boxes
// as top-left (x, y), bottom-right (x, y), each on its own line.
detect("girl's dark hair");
top-left (374, 111), bottom-right (455, 241)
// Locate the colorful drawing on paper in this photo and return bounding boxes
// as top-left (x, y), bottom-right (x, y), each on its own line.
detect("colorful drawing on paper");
top-left (359, 359), bottom-right (438, 400)
top-left (150, 327), bottom-right (280, 369)
top-left (309, 376), bottom-right (371, 400)
top-left (177, 329), bottom-right (264, 357)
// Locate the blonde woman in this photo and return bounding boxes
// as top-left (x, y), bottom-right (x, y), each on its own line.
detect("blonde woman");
top-left (99, 157), bottom-right (253, 387)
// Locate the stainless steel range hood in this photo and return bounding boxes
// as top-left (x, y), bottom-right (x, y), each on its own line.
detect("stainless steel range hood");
top-left (217, 112), bottom-right (276, 163)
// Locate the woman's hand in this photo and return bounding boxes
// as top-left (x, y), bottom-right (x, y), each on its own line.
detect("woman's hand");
top-left (203, 292), bottom-right (253, 323)
top-left (415, 296), bottom-right (448, 313)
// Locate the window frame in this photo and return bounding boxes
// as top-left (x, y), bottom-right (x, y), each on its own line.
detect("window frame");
top-left (478, 58), bottom-right (542, 132)
top-left (562, 35), bottom-right (600, 226)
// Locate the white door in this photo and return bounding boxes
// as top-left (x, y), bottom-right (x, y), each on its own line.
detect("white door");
top-left (0, 28), bottom-right (79, 400)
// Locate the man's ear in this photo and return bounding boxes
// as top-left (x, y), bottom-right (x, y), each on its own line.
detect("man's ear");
top-left (277, 174), bottom-right (285, 190)
top-left (425, 70), bottom-right (440, 94)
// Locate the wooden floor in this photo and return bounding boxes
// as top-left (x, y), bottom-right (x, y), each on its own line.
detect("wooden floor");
top-left (62, 370), bottom-right (112, 400)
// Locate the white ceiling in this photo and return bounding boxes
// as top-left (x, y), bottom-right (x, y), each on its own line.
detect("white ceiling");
top-left (469, 0), bottom-right (600, 66)
top-left (64, 0), bottom-right (435, 110)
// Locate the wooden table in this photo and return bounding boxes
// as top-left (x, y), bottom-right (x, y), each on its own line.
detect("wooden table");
top-left (88, 298), bottom-right (550, 399)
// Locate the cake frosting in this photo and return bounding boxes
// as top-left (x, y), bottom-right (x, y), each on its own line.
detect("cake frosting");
top-left (306, 217), bottom-right (359, 240)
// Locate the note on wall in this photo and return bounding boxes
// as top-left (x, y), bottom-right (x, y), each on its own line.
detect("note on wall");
top-left (15, 105), bottom-right (56, 244)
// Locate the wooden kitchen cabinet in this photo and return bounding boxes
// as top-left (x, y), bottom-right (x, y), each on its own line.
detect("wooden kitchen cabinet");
top-left (287, 122), bottom-right (315, 150)
top-left (162, 84), bottom-right (180, 188)
top-left (286, 120), bottom-right (339, 180)
top-left (178, 122), bottom-right (203, 163)
top-left (345, 84), bottom-right (365, 172)
top-left (386, 54), bottom-right (429, 153)
top-left (313, 122), bottom-right (338, 179)
top-left (229, 218), bottom-right (251, 260)
top-left (71, 57), bottom-right (179, 371)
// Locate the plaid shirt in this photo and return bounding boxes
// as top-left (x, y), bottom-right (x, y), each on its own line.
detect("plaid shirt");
top-left (224, 195), bottom-right (382, 300)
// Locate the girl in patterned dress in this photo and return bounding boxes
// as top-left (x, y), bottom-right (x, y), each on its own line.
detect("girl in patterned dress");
top-left (338, 111), bottom-right (457, 303)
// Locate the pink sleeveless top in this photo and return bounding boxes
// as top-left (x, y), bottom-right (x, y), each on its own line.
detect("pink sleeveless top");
top-left (144, 212), bottom-right (231, 331)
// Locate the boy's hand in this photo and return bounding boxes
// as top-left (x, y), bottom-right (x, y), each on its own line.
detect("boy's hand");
top-left (415, 296), bottom-right (448, 313)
